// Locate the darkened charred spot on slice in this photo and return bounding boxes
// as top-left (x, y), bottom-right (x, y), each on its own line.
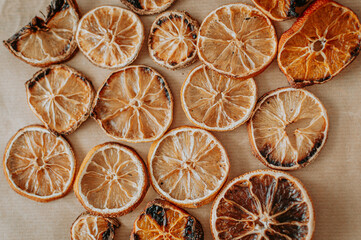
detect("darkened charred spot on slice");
top-left (170, 61), bottom-right (177, 66)
top-left (245, 17), bottom-right (251, 20)
top-left (260, 145), bottom-right (280, 166)
top-left (27, 80), bottom-right (38, 89)
top-left (34, 68), bottom-right (51, 82)
top-left (184, 217), bottom-right (194, 239)
top-left (188, 24), bottom-right (195, 32)
top-left (169, 15), bottom-right (173, 20)
top-left (192, 34), bottom-right (197, 39)
top-left (132, 234), bottom-right (140, 240)
top-left (298, 137), bottom-right (323, 165)
top-left (158, 76), bottom-right (171, 102)
top-left (350, 43), bottom-right (361, 58)
top-left (156, 17), bottom-right (167, 26)
top-left (287, 0), bottom-right (310, 17)
top-left (102, 222), bottom-right (114, 240)
top-left (173, 14), bottom-right (182, 19)
top-left (146, 204), bottom-right (167, 227)
top-left (188, 52), bottom-right (194, 58)
top-left (184, 19), bottom-right (189, 25)
top-left (184, 217), bottom-right (204, 240)
top-left (47, 0), bottom-right (70, 20)
top-left (126, 0), bottom-right (143, 10)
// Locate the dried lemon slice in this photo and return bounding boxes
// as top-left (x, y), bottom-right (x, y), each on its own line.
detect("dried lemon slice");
top-left (76, 6), bottom-right (144, 69)
top-left (71, 212), bottom-right (120, 240)
top-left (149, 11), bottom-right (199, 70)
top-left (74, 142), bottom-right (148, 217)
top-left (131, 199), bottom-right (204, 239)
top-left (197, 3), bottom-right (278, 79)
top-left (252, 0), bottom-right (312, 21)
top-left (3, 0), bottom-right (79, 67)
top-left (248, 87), bottom-right (329, 170)
top-left (148, 126), bottom-right (230, 208)
top-left (92, 65), bottom-right (173, 143)
top-left (3, 125), bottom-right (76, 202)
top-left (121, 0), bottom-right (176, 15)
top-left (211, 170), bottom-right (315, 240)
top-left (278, 0), bottom-right (361, 87)
top-left (181, 65), bottom-right (257, 131)
top-left (26, 65), bottom-right (95, 135)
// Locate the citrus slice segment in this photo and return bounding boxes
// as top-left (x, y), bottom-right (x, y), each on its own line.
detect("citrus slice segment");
top-left (71, 212), bottom-right (120, 240)
top-left (148, 126), bottom-right (230, 208)
top-left (181, 65), bottom-right (257, 131)
top-left (278, 0), bottom-right (361, 87)
top-left (131, 199), bottom-right (204, 240)
top-left (197, 3), bottom-right (278, 79)
top-left (74, 142), bottom-right (148, 217)
top-left (211, 170), bottom-right (315, 240)
top-left (248, 87), bottom-right (329, 170)
top-left (92, 65), bottom-right (173, 143)
top-left (26, 65), bottom-right (95, 136)
top-left (252, 0), bottom-right (312, 21)
top-left (149, 11), bottom-right (199, 70)
top-left (3, 0), bottom-right (79, 67)
top-left (76, 6), bottom-right (144, 69)
top-left (121, 0), bottom-right (176, 15)
top-left (3, 125), bottom-right (76, 202)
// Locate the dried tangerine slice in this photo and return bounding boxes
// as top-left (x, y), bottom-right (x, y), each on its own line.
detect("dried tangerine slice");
top-left (74, 142), bottom-right (148, 217)
top-left (248, 87), bottom-right (329, 170)
top-left (3, 0), bottom-right (79, 67)
top-left (92, 65), bottom-right (173, 143)
top-left (197, 3), bottom-right (277, 79)
top-left (131, 199), bottom-right (204, 240)
top-left (252, 0), bottom-right (312, 21)
top-left (26, 65), bottom-right (95, 135)
top-left (278, 0), bottom-right (361, 87)
top-left (3, 125), bottom-right (76, 202)
top-left (71, 212), bottom-right (120, 240)
top-left (148, 126), bottom-right (230, 208)
top-left (181, 65), bottom-right (257, 131)
top-left (121, 0), bottom-right (176, 15)
top-left (76, 6), bottom-right (144, 69)
top-left (149, 11), bottom-right (199, 70)
top-left (211, 170), bottom-right (315, 240)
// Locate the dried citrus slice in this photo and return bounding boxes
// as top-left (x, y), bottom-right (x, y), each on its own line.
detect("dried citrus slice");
top-left (181, 65), bottom-right (257, 131)
top-left (92, 65), bottom-right (173, 143)
top-left (71, 212), bottom-right (120, 240)
top-left (121, 0), bottom-right (176, 15)
top-left (76, 6), bottom-right (144, 69)
top-left (248, 87), bottom-right (329, 170)
top-left (252, 0), bottom-right (311, 21)
top-left (131, 199), bottom-right (204, 240)
top-left (211, 170), bottom-right (315, 240)
top-left (149, 11), bottom-right (199, 70)
top-left (3, 125), bottom-right (76, 202)
top-left (278, 0), bottom-right (361, 87)
top-left (148, 126), bottom-right (230, 208)
top-left (3, 0), bottom-right (79, 67)
top-left (74, 142), bottom-right (148, 217)
top-left (197, 3), bottom-right (278, 79)
top-left (26, 65), bottom-right (95, 136)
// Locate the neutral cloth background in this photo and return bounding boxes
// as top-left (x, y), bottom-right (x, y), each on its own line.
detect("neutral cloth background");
top-left (0, 0), bottom-right (360, 239)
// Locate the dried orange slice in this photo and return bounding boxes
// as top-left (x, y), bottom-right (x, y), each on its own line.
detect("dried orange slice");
top-left (131, 199), bottom-right (204, 240)
top-left (3, 125), bottom-right (76, 202)
top-left (74, 142), bottom-right (148, 217)
top-left (149, 11), bottom-right (199, 70)
top-left (121, 0), bottom-right (176, 15)
top-left (71, 212), bottom-right (120, 240)
top-left (92, 65), bottom-right (173, 143)
top-left (148, 126), bottom-right (230, 208)
top-left (197, 3), bottom-right (278, 79)
top-left (3, 0), bottom-right (79, 67)
top-left (211, 170), bottom-right (315, 240)
top-left (248, 87), bottom-right (329, 170)
top-left (26, 65), bottom-right (95, 136)
top-left (278, 0), bottom-right (361, 87)
top-left (181, 65), bottom-right (257, 131)
top-left (76, 6), bottom-right (144, 69)
top-left (252, 0), bottom-right (311, 21)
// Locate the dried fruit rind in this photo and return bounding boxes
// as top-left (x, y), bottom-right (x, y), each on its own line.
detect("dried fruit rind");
top-left (26, 65), bottom-right (95, 136)
top-left (248, 87), bottom-right (329, 170)
top-left (3, 0), bottom-right (79, 67)
top-left (149, 11), bottom-right (199, 70)
top-left (121, 0), bottom-right (177, 15)
top-left (278, 0), bottom-right (361, 87)
top-left (131, 199), bottom-right (204, 240)
top-left (211, 169), bottom-right (315, 240)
